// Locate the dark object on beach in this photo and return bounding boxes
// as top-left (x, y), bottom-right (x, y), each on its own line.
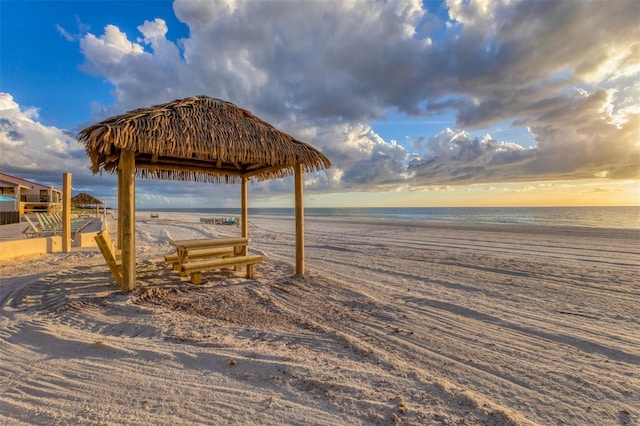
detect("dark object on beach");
top-left (200, 217), bottom-right (238, 226)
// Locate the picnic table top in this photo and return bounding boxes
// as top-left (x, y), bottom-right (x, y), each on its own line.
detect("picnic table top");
top-left (169, 237), bottom-right (249, 249)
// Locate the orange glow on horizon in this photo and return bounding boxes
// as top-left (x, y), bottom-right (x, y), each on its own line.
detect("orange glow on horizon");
top-left (298, 179), bottom-right (640, 208)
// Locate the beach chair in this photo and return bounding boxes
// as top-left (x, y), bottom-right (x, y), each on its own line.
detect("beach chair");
top-left (22, 216), bottom-right (42, 238)
top-left (35, 212), bottom-right (59, 235)
top-left (49, 212), bottom-right (62, 227)
top-left (94, 230), bottom-right (123, 286)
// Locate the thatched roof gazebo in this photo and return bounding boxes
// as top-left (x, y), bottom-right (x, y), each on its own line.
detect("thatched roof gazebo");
top-left (77, 95), bottom-right (331, 291)
top-left (72, 192), bottom-right (105, 217)
top-left (71, 192), bottom-right (103, 206)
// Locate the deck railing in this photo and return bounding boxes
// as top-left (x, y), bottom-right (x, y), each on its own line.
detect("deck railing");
top-left (22, 202), bottom-right (62, 213)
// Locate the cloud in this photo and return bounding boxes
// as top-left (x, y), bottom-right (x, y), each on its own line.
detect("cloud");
top-left (432, 0), bottom-right (640, 124)
top-left (409, 87), bottom-right (640, 185)
top-left (56, 24), bottom-right (76, 42)
top-left (63, 0), bottom-right (638, 196)
top-left (523, 89), bottom-right (640, 181)
top-left (408, 128), bottom-right (534, 184)
top-left (76, 0), bottom-right (430, 121)
top-left (301, 122), bottom-right (409, 188)
top-left (56, 15), bottom-right (92, 42)
top-left (80, 24), bottom-right (144, 67)
top-left (0, 93), bottom-right (100, 189)
top-left (173, 0), bottom-right (428, 121)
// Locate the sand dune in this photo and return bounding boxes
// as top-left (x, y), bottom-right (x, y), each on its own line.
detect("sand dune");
top-left (0, 213), bottom-right (638, 425)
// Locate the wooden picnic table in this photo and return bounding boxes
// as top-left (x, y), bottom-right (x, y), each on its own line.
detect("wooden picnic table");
top-left (169, 237), bottom-right (249, 268)
top-left (168, 236), bottom-right (262, 284)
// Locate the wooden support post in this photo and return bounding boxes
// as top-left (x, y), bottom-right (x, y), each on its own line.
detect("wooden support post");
top-left (62, 172), bottom-right (72, 252)
top-left (120, 150), bottom-right (136, 292)
top-left (241, 177), bottom-right (248, 256)
top-left (117, 166), bottom-right (123, 249)
top-left (294, 164), bottom-right (304, 275)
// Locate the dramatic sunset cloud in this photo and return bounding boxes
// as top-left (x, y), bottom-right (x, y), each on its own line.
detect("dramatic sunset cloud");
top-left (0, 0), bottom-right (637, 206)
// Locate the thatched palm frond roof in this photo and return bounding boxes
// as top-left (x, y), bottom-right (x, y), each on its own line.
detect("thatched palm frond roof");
top-left (71, 192), bottom-right (103, 206)
top-left (77, 96), bottom-right (331, 183)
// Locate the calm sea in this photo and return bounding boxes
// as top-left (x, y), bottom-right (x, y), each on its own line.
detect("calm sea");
top-left (144, 206), bottom-right (640, 230)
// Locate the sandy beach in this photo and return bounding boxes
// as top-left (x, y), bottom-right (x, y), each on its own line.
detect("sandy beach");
top-left (0, 213), bottom-right (638, 425)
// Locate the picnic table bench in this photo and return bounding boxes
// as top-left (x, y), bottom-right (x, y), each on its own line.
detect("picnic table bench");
top-left (168, 237), bottom-right (263, 284)
top-left (165, 247), bottom-right (234, 270)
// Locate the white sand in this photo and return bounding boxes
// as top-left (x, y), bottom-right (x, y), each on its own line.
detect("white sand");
top-left (0, 213), bottom-right (638, 425)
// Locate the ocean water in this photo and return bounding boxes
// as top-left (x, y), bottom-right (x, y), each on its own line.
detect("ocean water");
top-left (144, 206), bottom-right (640, 230)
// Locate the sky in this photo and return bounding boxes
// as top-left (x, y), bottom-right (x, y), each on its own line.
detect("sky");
top-left (0, 0), bottom-right (638, 209)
